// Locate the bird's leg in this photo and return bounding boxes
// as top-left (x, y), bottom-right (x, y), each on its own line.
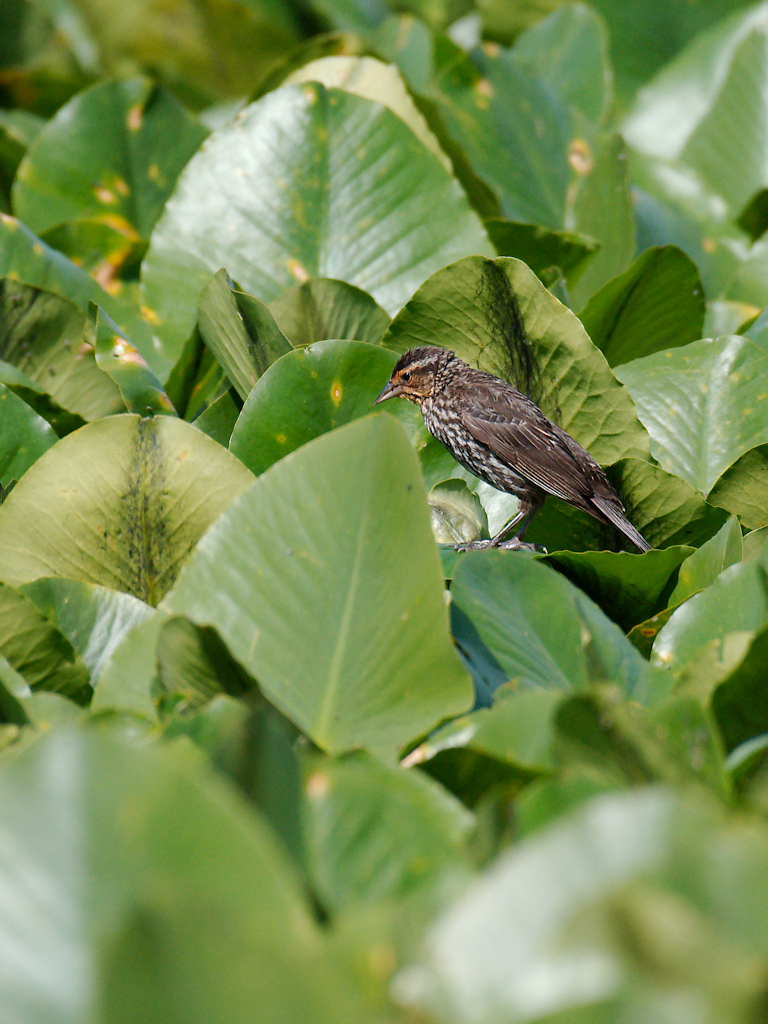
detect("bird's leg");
top-left (454, 500), bottom-right (547, 553)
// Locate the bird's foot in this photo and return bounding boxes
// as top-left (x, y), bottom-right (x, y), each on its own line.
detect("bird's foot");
top-left (453, 537), bottom-right (547, 554)
top-left (453, 538), bottom-right (498, 552)
top-left (498, 537), bottom-right (547, 553)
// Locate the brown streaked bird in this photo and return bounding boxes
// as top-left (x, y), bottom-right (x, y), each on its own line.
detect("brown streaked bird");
top-left (374, 346), bottom-right (651, 553)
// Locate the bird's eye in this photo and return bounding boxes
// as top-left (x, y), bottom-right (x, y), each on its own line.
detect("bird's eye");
top-left (401, 371), bottom-right (411, 382)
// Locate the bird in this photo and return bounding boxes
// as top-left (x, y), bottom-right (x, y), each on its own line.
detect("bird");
top-left (374, 345), bottom-right (651, 553)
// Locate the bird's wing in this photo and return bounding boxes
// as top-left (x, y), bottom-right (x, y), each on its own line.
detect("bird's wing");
top-left (460, 384), bottom-right (599, 505)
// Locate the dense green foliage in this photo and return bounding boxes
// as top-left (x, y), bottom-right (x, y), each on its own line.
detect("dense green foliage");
top-left (3, 0), bottom-right (768, 1021)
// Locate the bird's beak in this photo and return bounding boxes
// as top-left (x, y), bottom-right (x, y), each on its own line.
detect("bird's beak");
top-left (373, 380), bottom-right (401, 405)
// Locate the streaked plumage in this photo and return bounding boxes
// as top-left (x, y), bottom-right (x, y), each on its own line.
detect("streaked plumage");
top-left (374, 345), bottom-right (650, 552)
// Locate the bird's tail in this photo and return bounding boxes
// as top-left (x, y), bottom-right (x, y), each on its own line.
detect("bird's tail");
top-left (592, 496), bottom-right (651, 553)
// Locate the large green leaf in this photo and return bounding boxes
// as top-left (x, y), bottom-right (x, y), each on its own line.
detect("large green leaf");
top-left (0, 728), bottom-right (363, 1024)
top-left (708, 443), bottom-right (768, 530)
top-left (0, 383), bottom-right (57, 485)
top-left (0, 278), bottom-right (123, 420)
top-left (616, 333), bottom-right (768, 494)
top-left (579, 246), bottom-right (706, 367)
top-left (19, 578), bottom-right (154, 686)
top-left (544, 546), bottom-right (692, 634)
top-left (382, 256), bottom-right (650, 467)
top-left (667, 515), bottom-right (743, 606)
top-left (303, 752), bottom-right (473, 911)
top-left (0, 581), bottom-right (90, 698)
top-left (12, 77), bottom-right (207, 239)
top-left (196, 269), bottom-right (292, 401)
top-left (652, 554), bottom-right (768, 674)
top-left (164, 416), bottom-right (473, 760)
top-left (141, 82), bottom-right (492, 366)
top-left (512, 2), bottom-right (611, 125)
top-left (0, 213), bottom-right (159, 372)
top-left (0, 415), bottom-right (255, 604)
top-left (451, 551), bottom-right (669, 705)
top-left (66, 0), bottom-right (301, 105)
top-left (229, 340), bottom-right (425, 476)
top-left (606, 457), bottom-right (729, 550)
top-left (429, 40), bottom-right (572, 227)
top-left (624, 6), bottom-right (768, 214)
top-left (284, 54), bottom-right (451, 172)
top-left (269, 277), bottom-right (390, 348)
top-left (89, 303), bottom-right (176, 417)
top-left (397, 787), bottom-right (768, 1023)
top-left (566, 132), bottom-right (636, 309)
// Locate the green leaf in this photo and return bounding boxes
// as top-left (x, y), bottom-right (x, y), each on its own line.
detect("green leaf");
top-left (712, 624), bottom-right (768, 751)
top-left (18, 577), bottom-right (153, 686)
top-left (283, 54), bottom-right (451, 172)
top-left (567, 132), bottom-right (636, 309)
top-left (164, 416), bottom-right (473, 759)
top-left (229, 340), bottom-right (424, 477)
top-left (616, 333), bottom-right (768, 494)
top-left (552, 688), bottom-right (723, 791)
top-left (399, 786), bottom-right (768, 1021)
top-left (13, 76), bottom-right (207, 239)
top-left (512, 2), bottom-right (612, 125)
top-left (451, 551), bottom-right (668, 704)
top-left (0, 383), bottom-right (57, 485)
top-left (196, 269), bottom-right (292, 401)
top-left (408, 690), bottom-right (562, 782)
top-left (382, 256), bottom-right (650, 467)
top-left (667, 515), bottom-right (743, 606)
top-left (91, 610), bottom-right (169, 720)
top-left (708, 443), bottom-right (768, 530)
top-left (652, 556), bottom-right (768, 673)
top-left (269, 277), bottom-right (390, 348)
top-left (0, 728), bottom-right (363, 1024)
top-left (579, 246), bottom-right (706, 367)
top-left (0, 581), bottom-right (90, 698)
top-left (607, 457), bottom-right (729, 550)
top-left (72, 0), bottom-right (301, 105)
top-left (303, 752), bottom-right (473, 910)
top-left (141, 82), bottom-right (492, 366)
top-left (89, 303), bottom-right (176, 417)
top-left (192, 390), bottom-right (240, 447)
top-left (397, 788), bottom-right (673, 1022)
top-left (544, 547), bottom-right (693, 633)
top-left (429, 41), bottom-right (572, 227)
top-left (0, 360), bottom-right (85, 436)
top-left (0, 278), bottom-right (123, 420)
top-left (625, 12), bottom-right (768, 217)
top-left (0, 213), bottom-right (159, 374)
top-left (0, 415), bottom-right (255, 605)
top-left (0, 653), bottom-right (31, 725)
top-left (484, 218), bottom-right (599, 281)
top-left (154, 616), bottom-right (253, 712)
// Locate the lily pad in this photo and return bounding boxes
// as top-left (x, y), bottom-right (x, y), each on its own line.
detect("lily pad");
top-left (616, 333), bottom-right (768, 494)
top-left (12, 76), bottom-right (207, 239)
top-left (0, 383), bottom-right (57, 486)
top-left (579, 245), bottom-right (706, 367)
top-left (269, 277), bottom-right (390, 348)
top-left (165, 416), bottom-right (474, 760)
top-left (0, 415), bottom-right (255, 604)
top-left (229, 340), bottom-right (425, 476)
top-left (142, 82), bottom-right (492, 366)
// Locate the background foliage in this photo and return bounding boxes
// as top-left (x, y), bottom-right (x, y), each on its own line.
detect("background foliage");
top-left (3, 0), bottom-right (768, 1021)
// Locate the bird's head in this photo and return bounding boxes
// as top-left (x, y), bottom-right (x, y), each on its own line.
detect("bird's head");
top-left (374, 346), bottom-right (453, 407)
